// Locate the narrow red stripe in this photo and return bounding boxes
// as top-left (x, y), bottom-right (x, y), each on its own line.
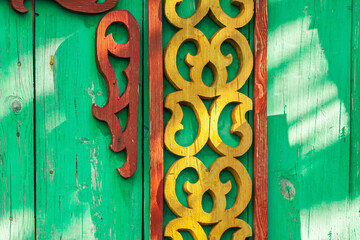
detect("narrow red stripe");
top-left (253, 0), bottom-right (268, 239)
top-left (148, 0), bottom-right (163, 239)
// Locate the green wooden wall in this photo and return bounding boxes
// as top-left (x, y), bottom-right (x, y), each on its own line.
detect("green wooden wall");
top-left (1, 0), bottom-right (145, 239)
top-left (267, 0), bottom-right (357, 239)
top-left (0, 0), bottom-right (360, 239)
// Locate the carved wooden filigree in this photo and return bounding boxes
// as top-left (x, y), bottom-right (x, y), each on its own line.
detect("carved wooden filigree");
top-left (164, 156), bottom-right (252, 239)
top-left (164, 0), bottom-right (254, 238)
top-left (93, 10), bottom-right (139, 178)
top-left (9, 0), bottom-right (118, 14)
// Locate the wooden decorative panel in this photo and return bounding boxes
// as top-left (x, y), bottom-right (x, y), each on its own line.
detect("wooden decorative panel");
top-left (93, 10), bottom-right (140, 178)
top-left (9, 0), bottom-right (118, 13)
top-left (163, 0), bottom-right (255, 239)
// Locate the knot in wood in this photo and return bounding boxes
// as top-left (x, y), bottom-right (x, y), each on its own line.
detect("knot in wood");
top-left (11, 99), bottom-right (22, 113)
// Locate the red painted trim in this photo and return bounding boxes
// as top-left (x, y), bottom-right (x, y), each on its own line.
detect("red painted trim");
top-left (9, 0), bottom-right (28, 13)
top-left (253, 0), bottom-right (268, 240)
top-left (93, 10), bottom-right (140, 178)
top-left (148, 0), bottom-right (163, 238)
top-left (9, 0), bottom-right (118, 14)
top-left (55, 0), bottom-right (118, 14)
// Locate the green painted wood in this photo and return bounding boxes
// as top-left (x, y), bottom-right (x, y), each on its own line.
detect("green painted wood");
top-left (34, 1), bottom-right (144, 239)
top-left (267, 0), bottom-right (352, 239)
top-left (0, 2), bottom-right (35, 239)
top-left (162, 0), bottom-right (253, 238)
top-left (1, 1), bottom-right (359, 239)
top-left (350, 0), bottom-right (360, 238)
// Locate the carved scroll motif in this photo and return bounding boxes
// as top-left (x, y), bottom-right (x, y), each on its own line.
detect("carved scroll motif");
top-left (9, 0), bottom-right (118, 14)
top-left (164, 0), bottom-right (254, 238)
top-left (9, 0), bottom-right (27, 13)
top-left (93, 10), bottom-right (139, 178)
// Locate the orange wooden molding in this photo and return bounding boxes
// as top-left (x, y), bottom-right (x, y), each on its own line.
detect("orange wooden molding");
top-left (148, 0), bottom-right (164, 238)
top-left (253, 0), bottom-right (268, 239)
top-left (9, 0), bottom-right (118, 14)
top-left (92, 10), bottom-right (140, 178)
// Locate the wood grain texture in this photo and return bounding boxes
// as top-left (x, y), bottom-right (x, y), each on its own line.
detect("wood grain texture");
top-left (267, 0), bottom-right (351, 239)
top-left (34, 1), bottom-right (143, 239)
top-left (253, 0), bottom-right (268, 239)
top-left (93, 10), bottom-right (139, 178)
top-left (148, 0), bottom-right (164, 238)
top-left (0, 2), bottom-right (34, 239)
top-left (350, 0), bottom-right (360, 238)
top-left (163, 0), bottom-right (254, 238)
top-left (9, 0), bottom-right (118, 14)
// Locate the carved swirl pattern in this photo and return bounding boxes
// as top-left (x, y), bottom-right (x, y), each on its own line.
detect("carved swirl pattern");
top-left (9, 0), bottom-right (118, 14)
top-left (93, 10), bottom-right (140, 178)
top-left (164, 0), bottom-right (254, 239)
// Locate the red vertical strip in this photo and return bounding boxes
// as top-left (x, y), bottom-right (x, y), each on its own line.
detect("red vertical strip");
top-left (253, 0), bottom-right (268, 239)
top-left (148, 0), bottom-right (163, 239)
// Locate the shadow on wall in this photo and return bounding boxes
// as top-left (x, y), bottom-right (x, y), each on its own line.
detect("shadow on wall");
top-left (267, 0), bottom-right (352, 240)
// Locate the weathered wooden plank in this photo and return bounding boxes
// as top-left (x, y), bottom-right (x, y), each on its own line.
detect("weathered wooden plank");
top-left (0, 1), bottom-right (35, 239)
top-left (253, 0), bottom-right (268, 239)
top-left (350, 0), bottom-right (360, 238)
top-left (34, 1), bottom-right (143, 239)
top-left (148, 0), bottom-right (164, 238)
top-left (267, 0), bottom-right (351, 239)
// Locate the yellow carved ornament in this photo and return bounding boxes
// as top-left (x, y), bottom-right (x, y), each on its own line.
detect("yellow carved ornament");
top-left (164, 0), bottom-right (254, 239)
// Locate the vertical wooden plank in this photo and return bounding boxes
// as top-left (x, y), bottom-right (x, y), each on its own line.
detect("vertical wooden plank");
top-left (34, 1), bottom-right (143, 239)
top-left (253, 0), bottom-right (268, 239)
top-left (350, 0), bottom-right (360, 238)
top-left (267, 0), bottom-right (351, 239)
top-left (148, 0), bottom-right (163, 238)
top-left (0, 1), bottom-right (34, 239)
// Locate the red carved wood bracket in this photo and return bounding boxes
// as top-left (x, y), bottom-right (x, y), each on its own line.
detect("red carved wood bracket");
top-left (93, 10), bottom-right (140, 178)
top-left (9, 0), bottom-right (118, 14)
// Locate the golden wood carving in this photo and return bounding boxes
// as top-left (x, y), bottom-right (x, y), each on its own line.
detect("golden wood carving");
top-left (164, 0), bottom-right (254, 239)
top-left (164, 157), bottom-right (252, 239)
